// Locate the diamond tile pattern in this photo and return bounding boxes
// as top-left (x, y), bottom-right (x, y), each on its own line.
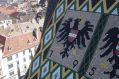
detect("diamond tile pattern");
top-left (41, 61), bottom-right (50, 78)
top-left (52, 67), bottom-right (61, 79)
top-left (42, 26), bottom-right (54, 49)
top-left (31, 56), bottom-right (40, 74)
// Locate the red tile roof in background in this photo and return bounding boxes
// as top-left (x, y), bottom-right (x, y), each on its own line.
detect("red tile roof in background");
top-left (0, 6), bottom-right (17, 15)
top-left (0, 31), bottom-right (42, 57)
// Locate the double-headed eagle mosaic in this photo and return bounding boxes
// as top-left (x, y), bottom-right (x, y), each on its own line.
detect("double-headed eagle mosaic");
top-left (57, 18), bottom-right (94, 58)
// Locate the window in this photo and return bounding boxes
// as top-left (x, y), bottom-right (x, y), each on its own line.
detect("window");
top-left (17, 61), bottom-right (19, 65)
top-left (23, 58), bottom-right (26, 62)
top-left (34, 46), bottom-right (37, 52)
top-left (16, 54), bottom-right (18, 58)
top-left (29, 55), bottom-right (32, 60)
top-left (7, 46), bottom-right (12, 51)
top-left (24, 65), bottom-right (27, 69)
top-left (23, 50), bottom-right (25, 55)
top-left (39, 27), bottom-right (43, 32)
top-left (29, 49), bottom-right (32, 53)
top-left (8, 64), bottom-right (13, 69)
top-left (9, 71), bottom-right (14, 75)
top-left (7, 56), bottom-right (12, 61)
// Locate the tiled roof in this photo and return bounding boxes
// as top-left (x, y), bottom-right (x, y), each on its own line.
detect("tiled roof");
top-left (0, 6), bottom-right (17, 15)
top-left (2, 31), bottom-right (42, 57)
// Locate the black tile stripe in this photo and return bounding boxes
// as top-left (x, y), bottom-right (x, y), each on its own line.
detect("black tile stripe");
top-left (67, 0), bottom-right (73, 5)
top-left (106, 0), bottom-right (116, 9)
top-left (79, 0), bottom-right (86, 6)
top-left (91, 0), bottom-right (100, 8)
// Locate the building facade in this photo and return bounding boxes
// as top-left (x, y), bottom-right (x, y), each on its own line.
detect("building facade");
top-left (0, 30), bottom-right (41, 79)
top-left (0, 9), bottom-right (43, 79)
top-left (0, 46), bottom-right (36, 79)
top-left (0, 0), bottom-right (44, 79)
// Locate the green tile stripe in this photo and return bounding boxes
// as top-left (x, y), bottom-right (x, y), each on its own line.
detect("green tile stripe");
top-left (78, 14), bottom-right (109, 75)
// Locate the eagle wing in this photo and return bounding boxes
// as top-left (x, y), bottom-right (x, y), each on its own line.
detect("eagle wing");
top-left (57, 20), bottom-right (71, 47)
top-left (56, 19), bottom-right (72, 58)
top-left (76, 21), bottom-right (94, 48)
top-left (100, 27), bottom-right (119, 57)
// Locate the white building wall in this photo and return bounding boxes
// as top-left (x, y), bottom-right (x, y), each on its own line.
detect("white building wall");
top-left (0, 48), bottom-right (3, 60)
top-left (1, 57), bottom-right (9, 78)
top-left (0, 48), bottom-right (5, 78)
top-left (0, 46), bottom-right (37, 79)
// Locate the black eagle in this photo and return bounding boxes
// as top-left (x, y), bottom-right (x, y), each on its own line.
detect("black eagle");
top-left (57, 18), bottom-right (94, 58)
top-left (100, 27), bottom-right (119, 79)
